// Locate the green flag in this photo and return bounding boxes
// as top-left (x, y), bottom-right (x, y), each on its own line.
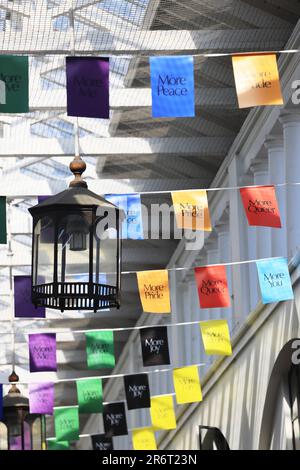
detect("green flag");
top-left (0, 197), bottom-right (6, 244)
top-left (85, 330), bottom-right (115, 369)
top-left (0, 56), bottom-right (29, 113)
top-left (76, 378), bottom-right (103, 414)
top-left (47, 439), bottom-right (70, 451)
top-left (54, 407), bottom-right (79, 442)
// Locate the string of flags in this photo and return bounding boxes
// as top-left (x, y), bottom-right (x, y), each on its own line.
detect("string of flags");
top-left (0, 52), bottom-right (285, 115)
top-left (27, 319), bottom-right (231, 375)
top-left (10, 255), bottom-right (293, 319)
top-left (0, 183), bottom-right (286, 246)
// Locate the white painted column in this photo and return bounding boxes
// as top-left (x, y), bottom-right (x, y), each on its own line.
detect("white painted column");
top-left (215, 219), bottom-right (233, 333)
top-left (206, 243), bottom-right (219, 320)
top-left (250, 159), bottom-right (271, 260)
top-left (228, 155), bottom-right (251, 327)
top-left (264, 136), bottom-right (287, 258)
top-left (280, 112), bottom-right (300, 258)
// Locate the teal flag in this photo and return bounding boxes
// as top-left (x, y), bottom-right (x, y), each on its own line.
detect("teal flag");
top-left (256, 258), bottom-right (294, 304)
top-left (0, 197), bottom-right (6, 244)
top-left (85, 330), bottom-right (115, 369)
top-left (47, 439), bottom-right (70, 451)
top-left (0, 56), bottom-right (29, 113)
top-left (54, 407), bottom-right (80, 442)
top-left (76, 378), bottom-right (103, 414)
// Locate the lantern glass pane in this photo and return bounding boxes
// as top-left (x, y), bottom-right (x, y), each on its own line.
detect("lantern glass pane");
top-left (31, 417), bottom-right (42, 450)
top-left (33, 217), bottom-right (55, 286)
top-left (0, 423), bottom-right (8, 450)
top-left (94, 210), bottom-right (118, 288)
top-left (57, 213), bottom-right (91, 284)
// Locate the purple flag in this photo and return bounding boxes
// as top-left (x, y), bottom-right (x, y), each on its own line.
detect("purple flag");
top-left (14, 276), bottom-right (45, 318)
top-left (29, 382), bottom-right (54, 415)
top-left (66, 57), bottom-right (109, 118)
top-left (29, 333), bottom-right (57, 373)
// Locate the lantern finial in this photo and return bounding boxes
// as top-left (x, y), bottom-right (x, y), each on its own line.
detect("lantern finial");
top-left (8, 370), bottom-right (20, 394)
top-left (69, 155), bottom-right (87, 188)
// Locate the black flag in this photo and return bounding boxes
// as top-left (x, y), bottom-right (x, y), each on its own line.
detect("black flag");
top-left (124, 374), bottom-right (151, 410)
top-left (91, 434), bottom-right (114, 450)
top-left (140, 326), bottom-right (170, 366)
top-left (103, 402), bottom-right (128, 437)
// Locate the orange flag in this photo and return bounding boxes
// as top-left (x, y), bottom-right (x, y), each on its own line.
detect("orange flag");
top-left (240, 185), bottom-right (281, 228)
top-left (137, 270), bottom-right (171, 314)
top-left (232, 54), bottom-right (283, 108)
top-left (171, 190), bottom-right (212, 231)
top-left (194, 265), bottom-right (231, 308)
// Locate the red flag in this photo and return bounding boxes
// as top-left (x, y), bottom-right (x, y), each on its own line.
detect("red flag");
top-left (239, 185), bottom-right (281, 228)
top-left (194, 265), bottom-right (231, 309)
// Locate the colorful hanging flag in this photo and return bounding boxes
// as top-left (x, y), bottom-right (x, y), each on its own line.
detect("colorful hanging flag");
top-left (136, 270), bottom-right (171, 314)
top-left (150, 395), bottom-right (176, 431)
top-left (173, 366), bottom-right (202, 404)
top-left (0, 56), bottom-right (29, 113)
top-left (200, 320), bottom-right (232, 356)
top-left (47, 440), bottom-right (70, 451)
top-left (240, 185), bottom-right (282, 228)
top-left (29, 333), bottom-right (57, 372)
top-left (66, 57), bottom-right (109, 118)
top-left (140, 326), bottom-right (170, 367)
top-left (54, 407), bottom-right (80, 442)
top-left (0, 384), bottom-right (3, 420)
top-left (150, 55), bottom-right (195, 118)
top-left (232, 54), bottom-right (283, 108)
top-left (194, 265), bottom-right (231, 308)
top-left (256, 257), bottom-right (294, 304)
top-left (105, 194), bottom-right (143, 240)
top-left (76, 378), bottom-right (103, 414)
top-left (171, 190), bottom-right (212, 231)
top-left (91, 434), bottom-right (114, 451)
top-left (0, 197), bottom-right (7, 244)
top-left (102, 402), bottom-right (128, 437)
top-left (29, 382), bottom-right (54, 415)
top-left (132, 428), bottom-right (157, 451)
top-left (123, 373), bottom-right (151, 410)
top-left (14, 276), bottom-right (46, 318)
top-left (85, 330), bottom-right (115, 369)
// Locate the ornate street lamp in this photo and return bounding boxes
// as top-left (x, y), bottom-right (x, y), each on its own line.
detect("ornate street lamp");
top-left (28, 156), bottom-right (123, 312)
top-left (1, 371), bottom-right (46, 450)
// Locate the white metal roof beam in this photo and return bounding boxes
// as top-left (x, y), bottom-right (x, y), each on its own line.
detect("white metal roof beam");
top-left (0, 137), bottom-right (232, 156)
top-left (28, 88), bottom-right (236, 111)
top-left (0, 28), bottom-right (291, 54)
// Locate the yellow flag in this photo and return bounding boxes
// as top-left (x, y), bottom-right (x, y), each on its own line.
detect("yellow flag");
top-left (171, 190), bottom-right (212, 231)
top-left (173, 366), bottom-right (202, 404)
top-left (200, 319), bottom-right (232, 356)
top-left (232, 54), bottom-right (283, 109)
top-left (137, 270), bottom-right (171, 313)
top-left (150, 395), bottom-right (176, 430)
top-left (132, 428), bottom-right (157, 450)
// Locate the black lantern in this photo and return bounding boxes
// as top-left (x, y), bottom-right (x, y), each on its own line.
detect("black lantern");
top-left (28, 156), bottom-right (123, 312)
top-left (1, 371), bottom-right (46, 450)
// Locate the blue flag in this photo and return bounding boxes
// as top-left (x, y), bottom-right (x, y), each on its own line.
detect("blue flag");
top-left (105, 194), bottom-right (143, 240)
top-left (256, 258), bottom-right (294, 304)
top-left (150, 55), bottom-right (195, 118)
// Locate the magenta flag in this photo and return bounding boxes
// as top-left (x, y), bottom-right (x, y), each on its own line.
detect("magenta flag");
top-left (66, 57), bottom-right (109, 118)
top-left (29, 333), bottom-right (57, 373)
top-left (14, 276), bottom-right (45, 318)
top-left (29, 382), bottom-right (54, 415)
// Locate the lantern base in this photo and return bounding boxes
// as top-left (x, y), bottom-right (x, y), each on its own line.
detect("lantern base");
top-left (32, 282), bottom-right (119, 312)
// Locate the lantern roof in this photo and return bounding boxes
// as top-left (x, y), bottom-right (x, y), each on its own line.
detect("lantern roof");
top-left (28, 186), bottom-right (123, 216)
